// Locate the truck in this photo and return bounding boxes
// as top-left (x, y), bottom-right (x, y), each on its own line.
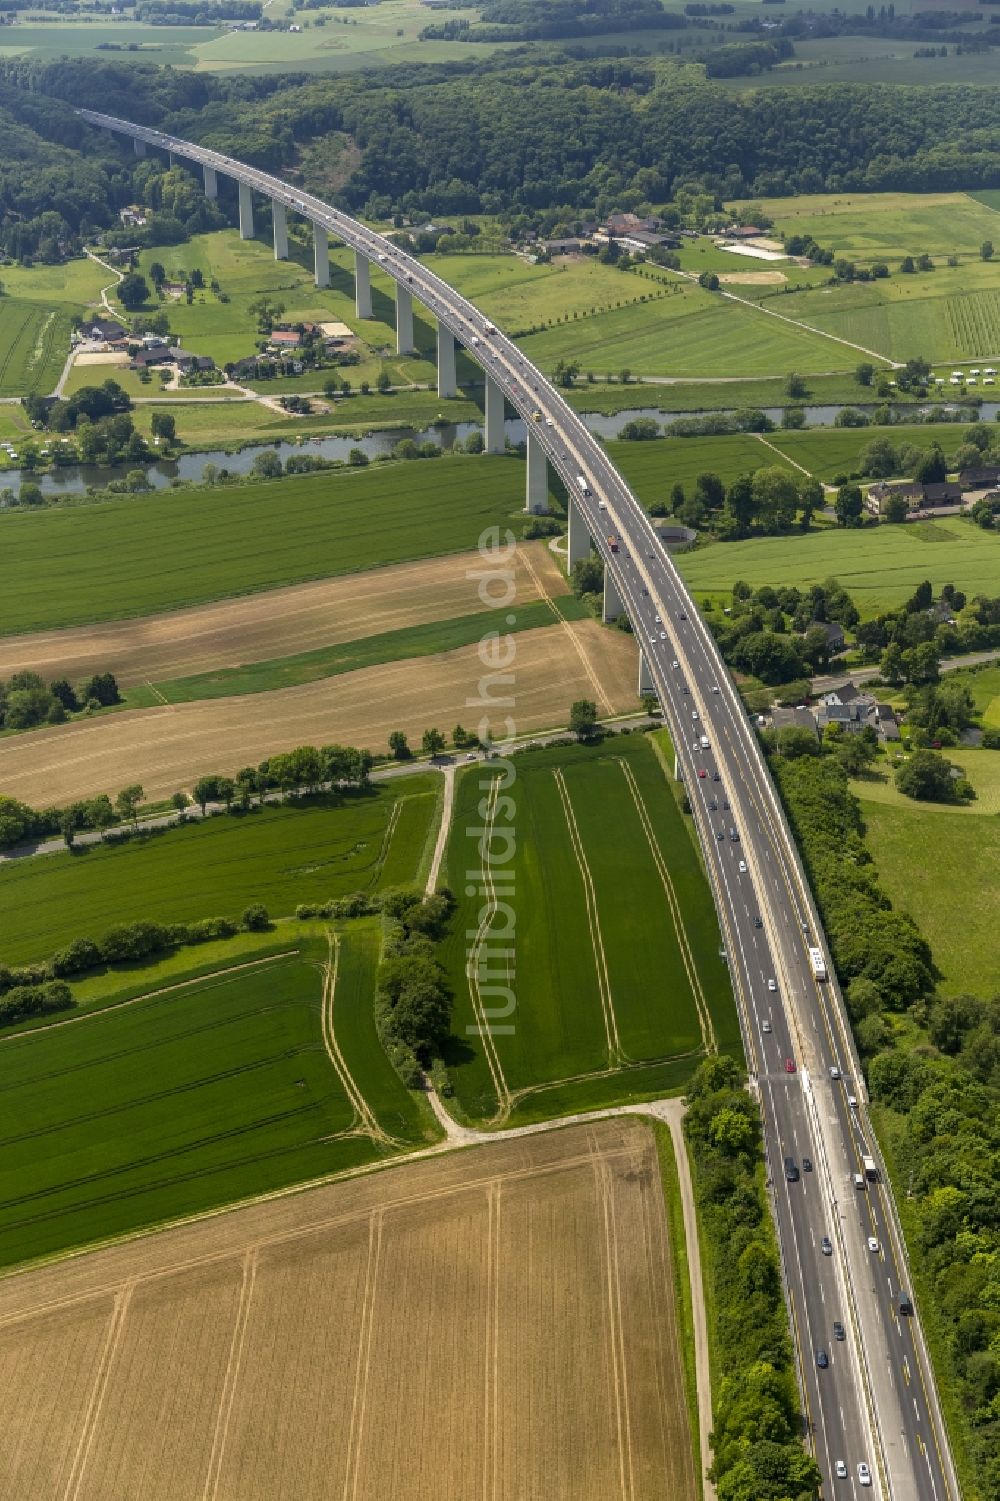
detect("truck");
top-left (699, 734), bottom-right (710, 750)
top-left (808, 946), bottom-right (827, 981)
top-left (607, 535), bottom-right (619, 553)
top-left (575, 474), bottom-right (591, 496)
top-left (862, 1154), bottom-right (878, 1181)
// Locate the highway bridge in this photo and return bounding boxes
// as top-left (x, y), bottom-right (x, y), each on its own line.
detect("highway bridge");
top-left (80, 109), bottom-right (959, 1501)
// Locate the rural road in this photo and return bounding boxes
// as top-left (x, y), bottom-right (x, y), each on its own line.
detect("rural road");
top-left (424, 763), bottom-right (455, 896)
top-left (422, 1085), bottom-right (716, 1499)
top-left (810, 646), bottom-right (1000, 693)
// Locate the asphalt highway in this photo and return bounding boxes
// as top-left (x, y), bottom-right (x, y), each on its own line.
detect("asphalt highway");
top-left (79, 110), bottom-right (960, 1501)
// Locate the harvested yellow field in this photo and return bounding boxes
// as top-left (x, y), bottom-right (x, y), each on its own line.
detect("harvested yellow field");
top-left (0, 620), bottom-right (639, 807)
top-left (0, 541), bottom-right (568, 689)
top-left (0, 1120), bottom-right (695, 1501)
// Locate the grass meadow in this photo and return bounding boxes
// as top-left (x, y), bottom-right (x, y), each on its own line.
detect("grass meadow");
top-left (0, 299), bottom-right (73, 398)
top-left (440, 734), bottom-right (740, 1126)
top-left (0, 779), bottom-right (438, 968)
top-left (859, 797), bottom-right (1000, 1000)
top-left (0, 454), bottom-right (525, 635)
top-left (678, 518), bottom-right (1000, 614)
top-left (0, 930), bottom-right (433, 1268)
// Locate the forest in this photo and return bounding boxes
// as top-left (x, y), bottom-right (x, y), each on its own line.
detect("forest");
top-left (1, 53), bottom-right (998, 246)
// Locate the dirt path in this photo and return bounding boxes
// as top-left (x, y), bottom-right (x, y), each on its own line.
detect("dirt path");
top-left (755, 431), bottom-right (813, 477)
top-left (424, 763), bottom-right (455, 896)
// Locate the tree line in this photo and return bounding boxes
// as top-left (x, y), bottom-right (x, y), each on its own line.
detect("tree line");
top-left (683, 1055), bottom-right (821, 1501)
top-left (771, 752), bottom-right (1000, 1500)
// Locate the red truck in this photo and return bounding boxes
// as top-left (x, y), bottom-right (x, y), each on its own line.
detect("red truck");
top-left (608, 535), bottom-right (619, 553)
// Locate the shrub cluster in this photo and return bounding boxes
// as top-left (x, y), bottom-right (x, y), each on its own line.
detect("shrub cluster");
top-left (683, 1056), bottom-right (821, 1500)
top-left (0, 670), bottom-right (120, 732)
top-left (0, 976), bottom-right (72, 1026)
top-left (375, 887), bottom-right (455, 1086)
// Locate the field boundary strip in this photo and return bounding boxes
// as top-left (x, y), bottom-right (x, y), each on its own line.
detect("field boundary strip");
top-left (517, 544), bottom-right (615, 715)
top-left (552, 767), bottom-right (623, 1065)
top-left (0, 951), bottom-right (300, 1045)
top-left (464, 775), bottom-right (513, 1123)
top-left (320, 932), bottom-right (393, 1148)
top-left (617, 758), bottom-right (717, 1056)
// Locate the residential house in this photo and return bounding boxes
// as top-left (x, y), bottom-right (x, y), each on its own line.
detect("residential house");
top-left (874, 704), bottom-right (900, 742)
top-left (820, 681), bottom-right (862, 709)
top-left (725, 224), bottom-right (764, 239)
top-left (88, 317), bottom-right (127, 344)
top-left (866, 479), bottom-right (962, 517)
top-left (809, 619), bottom-right (846, 655)
top-left (959, 464), bottom-right (1000, 493)
top-left (266, 329), bottom-right (302, 350)
top-left (771, 707), bottom-right (819, 739)
top-left (540, 237), bottom-right (585, 255)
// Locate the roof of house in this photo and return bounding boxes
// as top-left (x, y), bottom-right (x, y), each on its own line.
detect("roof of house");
top-left (268, 329), bottom-right (301, 345)
top-left (922, 482), bottom-right (962, 503)
top-left (90, 318), bottom-right (127, 340)
top-left (811, 619), bottom-right (845, 643)
top-left (959, 465), bottom-right (1000, 488)
top-left (771, 707), bottom-right (818, 733)
top-left (875, 703), bottom-right (898, 723)
top-left (824, 680), bottom-right (860, 703)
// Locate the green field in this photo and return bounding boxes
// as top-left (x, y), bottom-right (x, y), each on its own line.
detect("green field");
top-left (768, 422), bottom-right (973, 481)
top-left (518, 282), bottom-right (855, 378)
top-left (440, 734), bottom-right (740, 1126)
top-left (860, 796), bottom-right (1000, 998)
top-left (0, 932), bottom-right (432, 1268)
top-left (851, 748), bottom-right (1000, 818)
top-left (610, 433), bottom-right (798, 505)
top-left (129, 596), bottom-right (584, 707)
top-left (0, 297), bottom-right (73, 398)
top-left (425, 251), bottom-right (653, 332)
top-left (726, 41), bottom-right (1000, 89)
top-left (0, 780), bottom-right (438, 968)
top-left (678, 518), bottom-right (1000, 614)
top-left (0, 454), bottom-right (525, 635)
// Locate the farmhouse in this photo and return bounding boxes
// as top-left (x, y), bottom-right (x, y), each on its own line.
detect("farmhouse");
top-left (267, 329), bottom-right (303, 349)
top-left (808, 619), bottom-right (846, 655)
top-left (874, 704), bottom-right (901, 742)
top-left (87, 317), bottom-right (127, 345)
top-left (866, 480), bottom-right (963, 516)
top-left (771, 707), bottom-right (820, 738)
top-left (959, 464), bottom-right (1000, 493)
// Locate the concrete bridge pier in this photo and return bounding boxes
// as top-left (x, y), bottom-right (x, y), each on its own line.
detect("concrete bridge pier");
top-left (567, 496), bottom-right (591, 572)
top-left (396, 283), bottom-right (415, 354)
top-left (134, 138), bottom-right (146, 158)
top-left (525, 430), bottom-right (549, 513)
top-left (484, 373), bottom-right (505, 453)
top-left (437, 325), bottom-right (457, 398)
top-left (602, 566), bottom-right (624, 623)
top-left (203, 165), bottom-right (218, 200)
top-left (638, 648), bottom-right (656, 698)
top-left (355, 248), bottom-right (371, 316)
top-left (314, 225), bottom-right (330, 289)
top-left (238, 182), bottom-right (255, 241)
top-left (272, 201), bottom-right (288, 261)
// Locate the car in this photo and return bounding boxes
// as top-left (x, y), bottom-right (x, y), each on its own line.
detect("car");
top-left (692, 710), bottom-right (699, 721)
top-left (816, 1349), bottom-right (829, 1369)
top-left (465, 752), bottom-right (477, 761)
top-left (660, 631), bottom-right (667, 641)
top-left (829, 1064), bottom-right (841, 1079)
top-left (722, 798), bottom-right (730, 810)
top-left (821, 1235), bottom-right (833, 1255)
top-left (784, 1156), bottom-right (799, 1182)
top-left (762, 1019), bottom-right (772, 1034)
top-left (868, 1236), bottom-right (880, 1253)
top-left (598, 500), bottom-right (607, 511)
top-left (738, 859), bottom-right (747, 873)
top-left (711, 685), bottom-right (720, 693)
top-left (785, 1058), bottom-right (796, 1073)
top-left (847, 1093), bottom-right (858, 1108)
top-left (753, 916), bottom-right (763, 929)
top-left (697, 769), bottom-right (707, 779)
top-left (802, 1156), bottom-right (812, 1172)
top-left (682, 685), bottom-right (690, 694)
top-left (710, 798), bottom-right (718, 810)
top-left (671, 658), bottom-right (679, 668)
top-left (655, 614), bottom-right (661, 623)
top-left (545, 416), bottom-right (554, 427)
top-left (729, 827), bottom-right (739, 841)
top-left (678, 611), bottom-right (687, 620)
top-left (835, 1460), bottom-right (848, 1479)
top-left (712, 771), bottom-right (721, 782)
top-left (858, 1463), bottom-right (872, 1487)
top-left (716, 829), bottom-right (724, 841)
top-left (377, 252), bottom-right (387, 262)
top-left (767, 977), bottom-right (777, 992)
top-left (833, 1321), bottom-right (845, 1341)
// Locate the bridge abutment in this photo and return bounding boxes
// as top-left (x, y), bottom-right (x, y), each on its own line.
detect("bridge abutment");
top-left (238, 182), bottom-right (254, 241)
top-left (313, 225), bottom-right (330, 289)
top-left (525, 430), bottom-right (549, 513)
top-left (484, 374), bottom-right (505, 453)
top-left (437, 325), bottom-right (457, 399)
top-left (396, 284), bottom-right (415, 353)
top-left (272, 201), bottom-right (288, 261)
top-left (354, 248), bottom-right (371, 316)
top-left (567, 496), bottom-right (591, 572)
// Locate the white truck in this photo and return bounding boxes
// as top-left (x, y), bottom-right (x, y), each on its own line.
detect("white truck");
top-left (575, 474), bottom-right (591, 497)
top-left (808, 946), bottom-right (828, 981)
top-left (862, 1154), bottom-right (878, 1181)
